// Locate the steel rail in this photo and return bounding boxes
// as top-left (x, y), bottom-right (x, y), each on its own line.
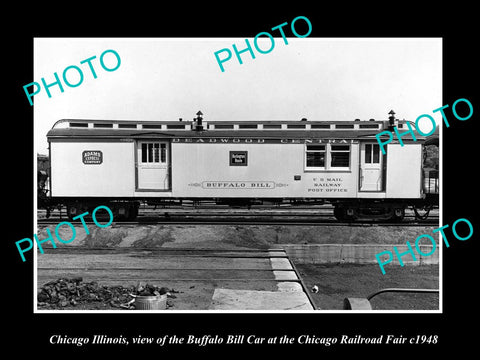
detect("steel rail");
top-left (366, 288), bottom-right (439, 301)
top-left (37, 219), bottom-right (439, 226)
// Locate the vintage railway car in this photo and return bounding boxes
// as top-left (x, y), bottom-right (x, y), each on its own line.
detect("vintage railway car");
top-left (44, 112), bottom-right (438, 221)
top-left (37, 154), bottom-right (50, 210)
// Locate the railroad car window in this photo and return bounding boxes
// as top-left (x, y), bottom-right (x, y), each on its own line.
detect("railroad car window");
top-left (238, 124), bottom-right (258, 129)
top-left (365, 144), bottom-right (372, 163)
top-left (93, 123), bottom-right (113, 128)
top-left (141, 143), bottom-right (147, 162)
top-left (142, 124), bottom-right (163, 129)
top-left (372, 144), bottom-right (380, 163)
top-left (154, 144), bottom-right (159, 162)
top-left (310, 124), bottom-right (330, 129)
top-left (335, 124), bottom-right (354, 129)
top-left (287, 124), bottom-right (306, 129)
top-left (365, 144), bottom-right (380, 164)
top-left (306, 145), bottom-right (326, 168)
top-left (167, 124), bottom-right (186, 129)
top-left (263, 124), bottom-right (282, 129)
top-left (330, 145), bottom-right (350, 167)
top-left (214, 124), bottom-right (234, 129)
top-left (118, 123), bottom-right (137, 129)
top-left (141, 143), bottom-right (166, 163)
top-left (359, 124), bottom-right (379, 129)
top-left (69, 122), bottom-right (88, 128)
top-left (160, 144), bottom-right (166, 162)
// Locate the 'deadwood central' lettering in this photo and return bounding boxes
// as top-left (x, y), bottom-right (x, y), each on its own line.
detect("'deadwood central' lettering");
top-left (172, 138), bottom-right (357, 144)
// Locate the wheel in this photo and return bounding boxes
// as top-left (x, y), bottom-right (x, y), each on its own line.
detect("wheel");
top-left (126, 203), bottom-right (139, 221)
top-left (391, 207), bottom-right (405, 222)
top-left (344, 207), bottom-right (359, 222)
top-left (66, 203), bottom-right (82, 220)
top-left (413, 205), bottom-right (432, 220)
top-left (334, 206), bottom-right (358, 222)
top-left (115, 205), bottom-right (129, 221)
top-left (66, 202), bottom-right (91, 220)
top-left (115, 202), bottom-right (139, 221)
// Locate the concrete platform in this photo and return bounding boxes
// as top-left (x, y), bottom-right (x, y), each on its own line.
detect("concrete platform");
top-left (208, 256), bottom-right (314, 310)
top-left (209, 288), bottom-right (314, 310)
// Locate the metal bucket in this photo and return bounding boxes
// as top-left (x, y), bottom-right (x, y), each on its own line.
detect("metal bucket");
top-left (134, 295), bottom-right (167, 310)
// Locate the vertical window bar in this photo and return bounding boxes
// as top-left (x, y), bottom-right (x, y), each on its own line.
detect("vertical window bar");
top-left (154, 143), bottom-right (160, 162)
top-left (148, 143), bottom-right (153, 162)
top-left (161, 144), bottom-right (166, 163)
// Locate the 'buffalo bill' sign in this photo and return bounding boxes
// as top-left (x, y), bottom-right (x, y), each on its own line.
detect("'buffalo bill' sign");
top-left (82, 150), bottom-right (103, 164)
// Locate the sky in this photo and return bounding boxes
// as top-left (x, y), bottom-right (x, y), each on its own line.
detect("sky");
top-left (33, 37), bottom-right (442, 155)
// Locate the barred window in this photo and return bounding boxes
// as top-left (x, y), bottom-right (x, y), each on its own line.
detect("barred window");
top-left (141, 143), bottom-right (166, 163)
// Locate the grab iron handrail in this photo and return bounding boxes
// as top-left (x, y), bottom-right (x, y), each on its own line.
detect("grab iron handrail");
top-left (367, 288), bottom-right (439, 301)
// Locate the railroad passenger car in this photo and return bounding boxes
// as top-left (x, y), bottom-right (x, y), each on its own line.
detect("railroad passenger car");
top-left (44, 112), bottom-right (438, 221)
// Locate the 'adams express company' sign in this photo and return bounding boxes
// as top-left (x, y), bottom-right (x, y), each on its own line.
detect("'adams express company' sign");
top-left (82, 150), bottom-right (103, 164)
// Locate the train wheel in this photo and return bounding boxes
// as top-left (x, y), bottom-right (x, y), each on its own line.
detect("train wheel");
top-left (114, 204), bottom-right (129, 221)
top-left (344, 207), bottom-right (359, 222)
top-left (67, 206), bottom-right (77, 220)
top-left (391, 207), bottom-right (405, 222)
top-left (113, 202), bottom-right (139, 221)
top-left (127, 203), bottom-right (139, 221)
top-left (413, 205), bottom-right (432, 220)
top-left (334, 206), bottom-right (358, 222)
top-left (66, 202), bottom-right (87, 221)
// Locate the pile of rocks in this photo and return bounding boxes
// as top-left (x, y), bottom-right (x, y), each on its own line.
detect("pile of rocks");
top-left (37, 278), bottom-right (177, 309)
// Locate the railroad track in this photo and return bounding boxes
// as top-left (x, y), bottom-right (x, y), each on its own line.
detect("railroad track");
top-left (37, 207), bottom-right (439, 227)
top-left (37, 216), bottom-right (439, 227)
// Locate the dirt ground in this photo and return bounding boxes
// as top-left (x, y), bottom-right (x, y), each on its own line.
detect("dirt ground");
top-left (36, 223), bottom-right (440, 311)
top-left (37, 279), bottom-right (282, 311)
top-left (297, 263), bottom-right (439, 310)
top-left (36, 248), bottom-right (295, 311)
top-left (43, 223), bottom-right (439, 248)
top-left (38, 264), bottom-right (439, 311)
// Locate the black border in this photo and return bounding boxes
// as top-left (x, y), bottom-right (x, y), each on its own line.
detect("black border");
top-left (7, 4), bottom-right (479, 356)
